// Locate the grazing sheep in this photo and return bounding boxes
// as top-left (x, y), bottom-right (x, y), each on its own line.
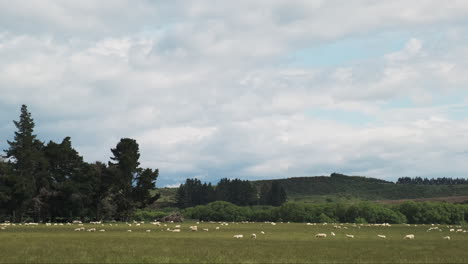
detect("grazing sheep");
top-left (315, 233), bottom-right (327, 238)
top-left (203, 228), bottom-right (209, 231)
top-left (74, 228), bottom-right (81, 231)
top-left (377, 235), bottom-right (386, 239)
top-left (251, 233), bottom-right (257, 239)
top-left (127, 230), bottom-right (132, 232)
top-left (271, 222), bottom-right (276, 226)
top-left (190, 226), bottom-right (198, 231)
top-left (346, 234), bottom-right (354, 238)
top-left (450, 229), bottom-right (455, 232)
top-left (146, 230), bottom-right (151, 233)
top-left (172, 229), bottom-right (181, 232)
top-left (87, 228), bottom-right (96, 232)
top-left (175, 225), bottom-right (181, 228)
top-left (443, 236), bottom-right (451, 240)
top-left (216, 227), bottom-right (220, 230)
top-left (99, 229), bottom-right (105, 232)
top-left (331, 232), bottom-right (335, 236)
top-left (261, 231), bottom-right (265, 234)
top-left (404, 234), bottom-right (415, 240)
top-left (233, 234), bottom-right (243, 239)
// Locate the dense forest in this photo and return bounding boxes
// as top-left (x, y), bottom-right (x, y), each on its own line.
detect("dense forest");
top-left (397, 177), bottom-right (468, 185)
top-left (0, 105), bottom-right (159, 222)
top-left (176, 178), bottom-right (286, 208)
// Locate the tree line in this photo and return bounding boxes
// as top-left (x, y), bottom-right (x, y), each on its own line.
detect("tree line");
top-left (397, 177), bottom-right (468, 185)
top-left (183, 200), bottom-right (468, 224)
top-left (0, 105), bottom-right (159, 222)
top-left (176, 178), bottom-right (287, 208)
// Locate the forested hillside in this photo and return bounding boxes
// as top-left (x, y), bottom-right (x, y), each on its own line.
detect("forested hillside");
top-left (251, 173), bottom-right (468, 202)
top-left (158, 173), bottom-right (468, 206)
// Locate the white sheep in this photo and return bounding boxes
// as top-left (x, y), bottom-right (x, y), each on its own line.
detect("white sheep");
top-left (99, 229), bottom-right (105, 232)
top-left (404, 234), bottom-right (415, 240)
top-left (315, 233), bottom-right (327, 238)
top-left (331, 232), bottom-right (335, 236)
top-left (146, 229), bottom-right (151, 232)
top-left (190, 226), bottom-right (198, 231)
top-left (443, 236), bottom-right (451, 240)
top-left (261, 231), bottom-right (265, 234)
top-left (346, 234), bottom-right (354, 238)
top-left (251, 233), bottom-right (257, 239)
top-left (377, 235), bottom-right (386, 239)
top-left (175, 225), bottom-right (181, 228)
top-left (127, 230), bottom-right (132, 232)
top-left (203, 228), bottom-right (209, 231)
top-left (172, 229), bottom-right (181, 232)
top-left (233, 234), bottom-right (243, 239)
top-left (215, 227), bottom-right (220, 230)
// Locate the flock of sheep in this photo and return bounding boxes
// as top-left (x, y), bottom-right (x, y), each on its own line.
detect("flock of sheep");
top-left (1, 220), bottom-right (466, 241)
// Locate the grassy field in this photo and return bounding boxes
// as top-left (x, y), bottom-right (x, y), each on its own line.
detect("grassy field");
top-left (1, 222), bottom-right (467, 263)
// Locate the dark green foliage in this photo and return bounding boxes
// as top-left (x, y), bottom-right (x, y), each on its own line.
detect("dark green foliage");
top-left (182, 201), bottom-right (467, 224)
top-left (176, 178), bottom-right (215, 208)
top-left (4, 105), bottom-right (49, 221)
top-left (258, 182), bottom-right (287, 206)
top-left (1, 105), bottom-right (160, 222)
top-left (397, 176), bottom-right (468, 185)
top-left (215, 178), bottom-right (257, 206)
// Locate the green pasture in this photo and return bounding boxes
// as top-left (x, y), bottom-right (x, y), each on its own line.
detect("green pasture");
top-left (0, 222), bottom-right (467, 263)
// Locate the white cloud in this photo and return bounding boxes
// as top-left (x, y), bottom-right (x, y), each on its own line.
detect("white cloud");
top-left (2, 1), bottom-right (468, 185)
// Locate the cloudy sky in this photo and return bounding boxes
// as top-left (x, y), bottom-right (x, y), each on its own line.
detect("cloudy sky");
top-left (2, 1), bottom-right (468, 187)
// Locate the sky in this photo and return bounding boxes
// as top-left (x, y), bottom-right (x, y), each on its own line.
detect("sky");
top-left (2, 1), bottom-right (468, 187)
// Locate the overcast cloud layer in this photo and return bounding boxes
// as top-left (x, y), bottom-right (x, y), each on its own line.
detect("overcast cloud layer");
top-left (2, 1), bottom-right (468, 187)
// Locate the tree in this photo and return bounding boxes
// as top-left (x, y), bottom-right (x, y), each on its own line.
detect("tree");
top-left (133, 168), bottom-right (160, 209)
top-left (270, 182), bottom-right (287, 206)
top-left (4, 105), bottom-right (48, 221)
top-left (108, 138), bottom-right (141, 220)
top-left (259, 183), bottom-right (271, 205)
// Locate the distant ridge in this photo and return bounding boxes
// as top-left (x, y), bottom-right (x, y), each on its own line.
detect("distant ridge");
top-left (156, 173), bottom-right (468, 205)
top-left (250, 173), bottom-right (468, 203)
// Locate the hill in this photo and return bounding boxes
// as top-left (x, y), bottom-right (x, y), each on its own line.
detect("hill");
top-left (251, 173), bottom-right (468, 203)
top-left (154, 173), bottom-right (468, 206)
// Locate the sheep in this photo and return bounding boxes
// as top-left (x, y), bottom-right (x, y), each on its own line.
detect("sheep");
top-left (190, 226), bottom-right (198, 231)
top-left (331, 232), bottom-right (335, 236)
top-left (346, 234), bottom-right (354, 238)
top-left (233, 234), bottom-right (243, 239)
top-left (215, 227), bottom-right (220, 230)
top-left (87, 228), bottom-right (96, 232)
top-left (175, 225), bottom-right (181, 228)
top-left (261, 231), bottom-right (265, 234)
top-left (251, 233), bottom-right (257, 239)
top-left (271, 222), bottom-right (276, 226)
top-left (203, 228), bottom-right (209, 232)
top-left (450, 229), bottom-right (455, 232)
top-left (404, 234), bottom-right (415, 240)
top-left (127, 230), bottom-right (132, 232)
top-left (146, 230), bottom-right (151, 233)
top-left (315, 233), bottom-right (327, 238)
top-left (74, 228), bottom-right (82, 231)
top-left (99, 229), bottom-right (105, 232)
top-left (443, 236), bottom-right (451, 240)
top-left (377, 235), bottom-right (386, 239)
top-left (172, 229), bottom-right (181, 232)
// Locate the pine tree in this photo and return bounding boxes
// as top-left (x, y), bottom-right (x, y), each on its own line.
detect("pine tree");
top-left (4, 105), bottom-right (47, 221)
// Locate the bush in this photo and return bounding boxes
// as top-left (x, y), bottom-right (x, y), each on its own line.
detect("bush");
top-left (133, 209), bottom-right (169, 221)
